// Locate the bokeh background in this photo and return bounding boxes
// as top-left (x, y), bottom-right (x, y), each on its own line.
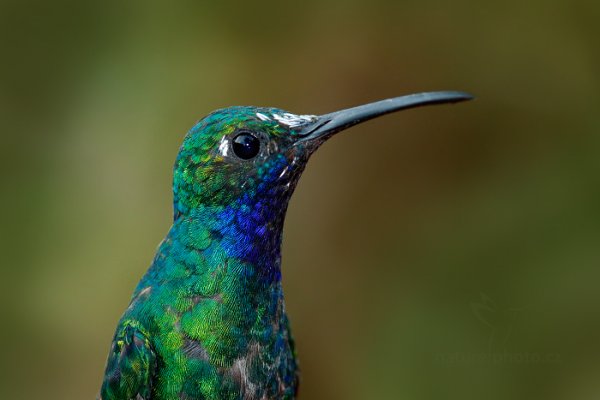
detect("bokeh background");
top-left (1, 1), bottom-right (599, 399)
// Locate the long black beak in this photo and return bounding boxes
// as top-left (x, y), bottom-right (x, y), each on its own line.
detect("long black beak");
top-left (298, 91), bottom-right (473, 142)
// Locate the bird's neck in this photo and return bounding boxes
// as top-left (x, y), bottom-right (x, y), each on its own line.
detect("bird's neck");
top-left (148, 196), bottom-right (290, 288)
top-left (205, 197), bottom-right (285, 278)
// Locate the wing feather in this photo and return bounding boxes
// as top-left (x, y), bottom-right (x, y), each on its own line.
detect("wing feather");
top-left (100, 321), bottom-right (156, 400)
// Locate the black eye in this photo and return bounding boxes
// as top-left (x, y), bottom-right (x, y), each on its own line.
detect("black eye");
top-left (232, 132), bottom-right (260, 160)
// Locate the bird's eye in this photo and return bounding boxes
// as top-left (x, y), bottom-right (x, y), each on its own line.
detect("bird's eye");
top-left (232, 132), bottom-right (260, 160)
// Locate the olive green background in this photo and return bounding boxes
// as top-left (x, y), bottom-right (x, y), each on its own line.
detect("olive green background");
top-left (1, 1), bottom-right (599, 399)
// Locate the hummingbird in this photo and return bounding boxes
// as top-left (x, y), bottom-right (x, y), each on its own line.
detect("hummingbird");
top-left (99, 91), bottom-right (472, 400)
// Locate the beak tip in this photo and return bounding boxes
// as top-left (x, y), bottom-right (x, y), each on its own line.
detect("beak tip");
top-left (424, 90), bottom-right (475, 104)
top-left (457, 92), bottom-right (475, 101)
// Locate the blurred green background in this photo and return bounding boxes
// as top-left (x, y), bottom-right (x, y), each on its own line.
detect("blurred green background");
top-left (1, 1), bottom-right (599, 399)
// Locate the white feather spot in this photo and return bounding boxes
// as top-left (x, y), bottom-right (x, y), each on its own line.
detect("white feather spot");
top-left (278, 166), bottom-right (289, 179)
top-left (218, 137), bottom-right (229, 157)
top-left (272, 113), bottom-right (316, 128)
top-left (256, 112), bottom-right (271, 121)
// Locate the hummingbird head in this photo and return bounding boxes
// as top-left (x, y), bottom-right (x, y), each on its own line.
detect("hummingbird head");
top-left (173, 91), bottom-right (473, 221)
top-left (173, 106), bottom-right (317, 219)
